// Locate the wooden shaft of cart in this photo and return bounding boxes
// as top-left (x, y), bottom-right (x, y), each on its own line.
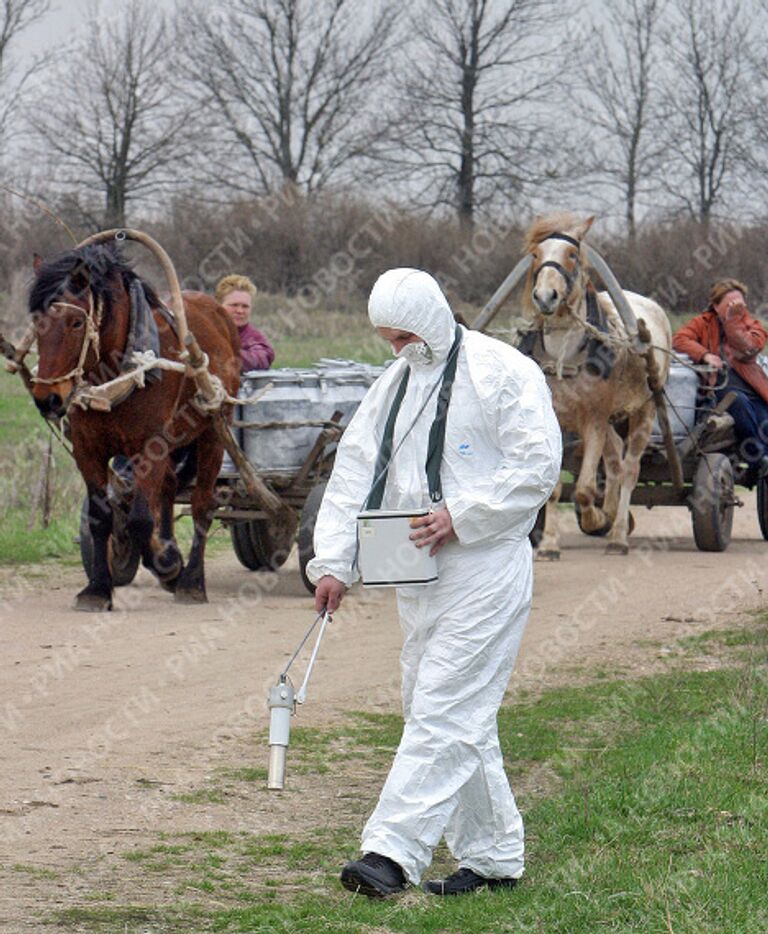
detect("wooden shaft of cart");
top-left (636, 318), bottom-right (684, 490)
top-left (1, 331), bottom-right (35, 397)
top-left (472, 255), bottom-right (533, 332)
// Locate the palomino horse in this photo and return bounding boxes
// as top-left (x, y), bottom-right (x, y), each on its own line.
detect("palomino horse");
top-left (522, 213), bottom-right (671, 556)
top-left (29, 243), bottom-right (240, 609)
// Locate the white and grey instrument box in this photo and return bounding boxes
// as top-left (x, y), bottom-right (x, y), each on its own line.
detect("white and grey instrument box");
top-left (356, 508), bottom-right (439, 587)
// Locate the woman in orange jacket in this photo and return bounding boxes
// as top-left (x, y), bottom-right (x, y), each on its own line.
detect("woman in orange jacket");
top-left (673, 278), bottom-right (768, 477)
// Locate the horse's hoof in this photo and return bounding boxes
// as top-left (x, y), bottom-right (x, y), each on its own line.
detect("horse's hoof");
top-left (174, 587), bottom-right (207, 605)
top-left (605, 542), bottom-right (629, 556)
top-left (154, 555), bottom-right (183, 581)
top-left (160, 575), bottom-right (179, 593)
top-left (74, 587), bottom-right (113, 612)
top-left (579, 516), bottom-right (613, 537)
top-left (536, 549), bottom-right (561, 561)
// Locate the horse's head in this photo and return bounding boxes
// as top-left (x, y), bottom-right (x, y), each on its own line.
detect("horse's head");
top-left (28, 244), bottom-right (153, 419)
top-left (525, 213), bottom-right (594, 318)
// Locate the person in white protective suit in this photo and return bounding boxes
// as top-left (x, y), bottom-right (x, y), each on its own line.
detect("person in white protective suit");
top-left (306, 268), bottom-right (561, 898)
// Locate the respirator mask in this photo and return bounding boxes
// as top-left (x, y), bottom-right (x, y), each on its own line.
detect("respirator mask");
top-left (395, 340), bottom-right (433, 366)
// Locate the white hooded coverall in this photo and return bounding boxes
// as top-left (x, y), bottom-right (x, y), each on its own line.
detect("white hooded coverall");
top-left (306, 269), bottom-right (562, 884)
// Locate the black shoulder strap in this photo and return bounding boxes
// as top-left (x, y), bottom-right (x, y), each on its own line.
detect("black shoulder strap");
top-left (425, 326), bottom-right (463, 503)
top-left (364, 366), bottom-right (410, 510)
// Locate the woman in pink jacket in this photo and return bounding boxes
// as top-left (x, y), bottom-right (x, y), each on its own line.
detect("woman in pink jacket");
top-left (215, 274), bottom-right (275, 372)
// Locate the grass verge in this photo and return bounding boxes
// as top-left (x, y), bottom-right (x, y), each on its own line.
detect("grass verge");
top-left (51, 617), bottom-right (767, 933)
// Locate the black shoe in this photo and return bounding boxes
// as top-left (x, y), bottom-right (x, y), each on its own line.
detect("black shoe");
top-left (423, 866), bottom-right (519, 896)
top-left (340, 852), bottom-right (407, 898)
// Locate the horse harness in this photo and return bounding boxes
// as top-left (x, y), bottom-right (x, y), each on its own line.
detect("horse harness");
top-left (31, 285), bottom-right (181, 412)
top-left (531, 232), bottom-right (582, 302)
top-left (31, 290), bottom-right (105, 390)
top-left (521, 232), bottom-right (617, 380)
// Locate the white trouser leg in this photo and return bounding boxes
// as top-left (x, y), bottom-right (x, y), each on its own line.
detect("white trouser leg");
top-left (442, 723), bottom-right (525, 879)
top-left (361, 541), bottom-right (531, 884)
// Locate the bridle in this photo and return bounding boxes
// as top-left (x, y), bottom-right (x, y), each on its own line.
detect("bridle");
top-left (31, 290), bottom-right (104, 393)
top-left (531, 232), bottom-right (582, 304)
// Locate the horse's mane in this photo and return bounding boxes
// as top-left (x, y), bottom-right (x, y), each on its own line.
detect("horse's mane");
top-left (29, 244), bottom-right (161, 315)
top-left (523, 212), bottom-right (585, 253)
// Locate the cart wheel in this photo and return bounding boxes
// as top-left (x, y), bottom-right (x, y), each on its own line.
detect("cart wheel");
top-left (757, 475), bottom-right (768, 540)
top-left (79, 495), bottom-right (141, 587)
top-left (691, 453), bottom-right (734, 552)
top-left (298, 482), bottom-right (327, 594)
top-left (230, 519), bottom-right (295, 571)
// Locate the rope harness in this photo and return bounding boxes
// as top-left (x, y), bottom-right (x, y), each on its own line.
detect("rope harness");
top-left (26, 286), bottom-right (248, 416)
top-left (30, 295), bottom-right (104, 390)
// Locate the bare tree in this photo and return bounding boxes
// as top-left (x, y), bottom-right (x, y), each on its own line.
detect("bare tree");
top-left (375, 0), bottom-right (568, 227)
top-left (579, 0), bottom-right (667, 241)
top-left (738, 0), bottom-right (768, 213)
top-left (658, 0), bottom-right (756, 225)
top-left (179, 0), bottom-right (399, 197)
top-left (0, 0), bottom-right (50, 160)
top-left (28, 0), bottom-right (193, 227)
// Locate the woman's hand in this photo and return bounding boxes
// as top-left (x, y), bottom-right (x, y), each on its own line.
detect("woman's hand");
top-left (702, 352), bottom-right (724, 369)
top-left (409, 509), bottom-right (457, 556)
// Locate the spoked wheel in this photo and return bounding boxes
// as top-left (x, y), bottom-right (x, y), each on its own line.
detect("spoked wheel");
top-left (756, 475), bottom-right (768, 540)
top-left (79, 495), bottom-right (141, 587)
top-left (297, 482), bottom-right (327, 594)
top-left (691, 453), bottom-right (734, 552)
top-left (230, 518), bottom-right (296, 571)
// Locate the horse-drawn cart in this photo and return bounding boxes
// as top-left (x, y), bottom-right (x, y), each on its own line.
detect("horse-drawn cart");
top-left (79, 360), bottom-right (384, 594)
top-left (475, 218), bottom-right (767, 555)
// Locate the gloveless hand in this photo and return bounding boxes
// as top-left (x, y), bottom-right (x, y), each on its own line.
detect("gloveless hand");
top-left (314, 575), bottom-right (346, 613)
top-left (702, 352), bottom-right (724, 369)
top-left (409, 508), bottom-right (457, 556)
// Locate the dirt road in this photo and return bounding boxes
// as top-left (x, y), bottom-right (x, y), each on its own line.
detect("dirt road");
top-left (1, 495), bottom-right (766, 928)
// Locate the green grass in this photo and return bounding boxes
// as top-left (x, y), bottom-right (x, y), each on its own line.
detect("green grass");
top-left (216, 766), bottom-right (269, 783)
top-left (0, 370), bottom-right (83, 564)
top-left (0, 369), bottom-right (48, 444)
top-left (53, 616), bottom-right (768, 933)
top-left (272, 333), bottom-right (391, 368)
top-left (171, 788), bottom-right (230, 806)
top-left (678, 625), bottom-right (768, 653)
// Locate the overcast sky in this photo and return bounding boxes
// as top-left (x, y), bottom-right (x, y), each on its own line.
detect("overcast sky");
top-left (17, 0), bottom-right (176, 57)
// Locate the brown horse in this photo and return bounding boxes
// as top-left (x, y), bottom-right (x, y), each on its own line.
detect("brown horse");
top-left (29, 243), bottom-right (240, 610)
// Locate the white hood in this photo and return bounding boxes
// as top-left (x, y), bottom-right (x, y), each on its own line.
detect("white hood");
top-left (368, 268), bottom-right (456, 364)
